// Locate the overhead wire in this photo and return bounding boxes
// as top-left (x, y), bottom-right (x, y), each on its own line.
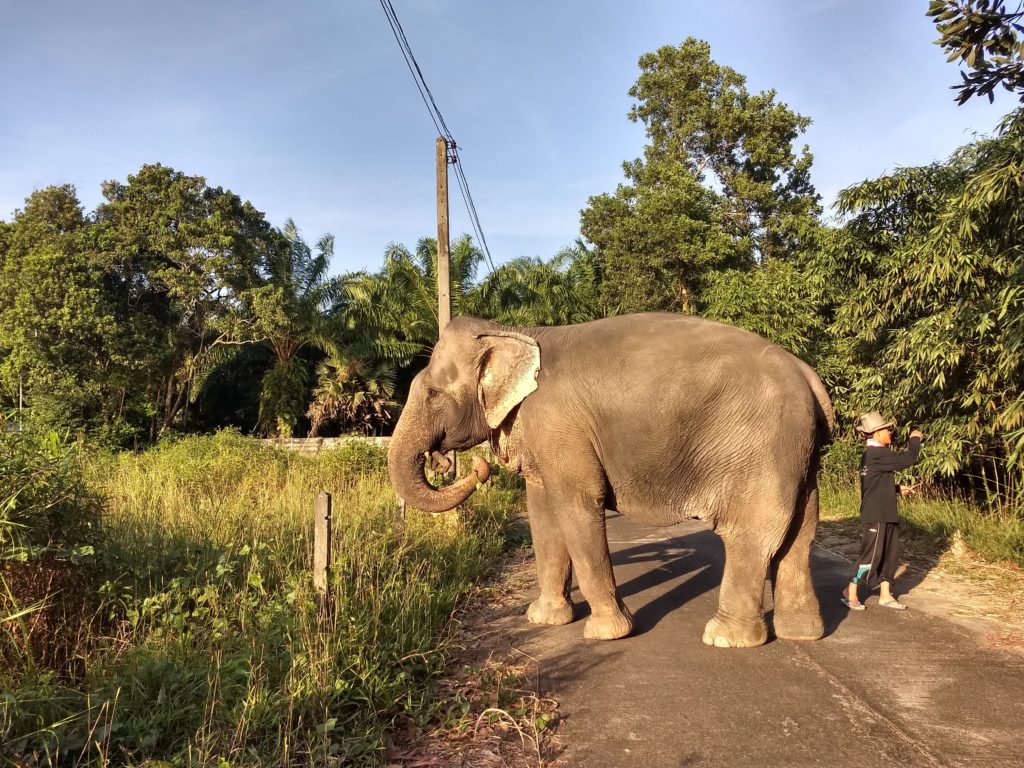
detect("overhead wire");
top-left (377, 0), bottom-right (497, 275)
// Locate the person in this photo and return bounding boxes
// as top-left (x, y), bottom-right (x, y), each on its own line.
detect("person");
top-left (840, 411), bottom-right (924, 611)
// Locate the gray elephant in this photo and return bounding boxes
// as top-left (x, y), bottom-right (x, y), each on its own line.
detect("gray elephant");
top-left (388, 313), bottom-right (833, 647)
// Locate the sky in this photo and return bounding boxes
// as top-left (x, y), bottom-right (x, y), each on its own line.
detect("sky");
top-left (0, 1), bottom-right (1010, 276)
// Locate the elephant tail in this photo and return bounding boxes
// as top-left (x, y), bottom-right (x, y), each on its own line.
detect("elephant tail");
top-left (796, 358), bottom-right (834, 447)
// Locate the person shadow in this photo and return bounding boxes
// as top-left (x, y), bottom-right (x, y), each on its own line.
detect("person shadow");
top-left (810, 522), bottom-right (939, 635)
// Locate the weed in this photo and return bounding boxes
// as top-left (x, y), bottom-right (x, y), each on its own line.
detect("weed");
top-left (1, 432), bottom-right (523, 766)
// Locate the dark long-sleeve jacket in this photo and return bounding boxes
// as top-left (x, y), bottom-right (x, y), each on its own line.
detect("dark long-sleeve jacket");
top-left (858, 437), bottom-right (923, 524)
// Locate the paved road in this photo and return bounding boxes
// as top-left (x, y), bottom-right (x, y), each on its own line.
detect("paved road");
top-left (495, 513), bottom-right (1024, 768)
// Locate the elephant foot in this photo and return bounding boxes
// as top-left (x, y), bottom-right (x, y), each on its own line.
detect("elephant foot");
top-left (527, 596), bottom-right (574, 626)
top-left (583, 603), bottom-right (634, 641)
top-left (772, 610), bottom-right (824, 641)
top-left (702, 613), bottom-right (767, 648)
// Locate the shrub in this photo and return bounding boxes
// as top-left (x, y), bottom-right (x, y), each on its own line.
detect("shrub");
top-left (1, 432), bottom-right (523, 766)
top-left (0, 428), bottom-right (97, 556)
top-left (1, 427), bottom-right (102, 691)
top-left (819, 436), bottom-right (863, 491)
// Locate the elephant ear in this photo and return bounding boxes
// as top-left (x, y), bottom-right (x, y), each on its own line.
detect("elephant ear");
top-left (476, 331), bottom-right (541, 429)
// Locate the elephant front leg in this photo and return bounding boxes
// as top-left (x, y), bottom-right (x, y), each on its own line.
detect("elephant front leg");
top-left (704, 530), bottom-right (772, 648)
top-left (553, 490), bottom-right (632, 641)
top-left (525, 482), bottom-right (574, 626)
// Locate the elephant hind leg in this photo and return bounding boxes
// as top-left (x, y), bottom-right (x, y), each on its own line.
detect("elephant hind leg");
top-left (702, 544), bottom-right (770, 648)
top-left (703, 500), bottom-right (791, 649)
top-left (770, 483), bottom-right (825, 641)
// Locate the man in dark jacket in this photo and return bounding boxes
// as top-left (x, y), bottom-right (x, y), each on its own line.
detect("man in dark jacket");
top-left (841, 411), bottom-right (924, 611)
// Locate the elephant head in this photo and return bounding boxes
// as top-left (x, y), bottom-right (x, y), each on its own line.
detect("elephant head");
top-left (388, 316), bottom-right (541, 513)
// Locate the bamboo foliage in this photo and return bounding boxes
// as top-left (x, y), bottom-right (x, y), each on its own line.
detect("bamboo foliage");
top-left (828, 109), bottom-right (1024, 480)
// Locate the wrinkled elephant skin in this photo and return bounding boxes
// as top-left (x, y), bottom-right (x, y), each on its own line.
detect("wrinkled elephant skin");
top-left (387, 313), bottom-right (833, 646)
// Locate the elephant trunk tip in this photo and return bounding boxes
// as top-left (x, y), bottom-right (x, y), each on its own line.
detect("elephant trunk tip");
top-left (388, 443), bottom-right (492, 514)
top-left (471, 455), bottom-right (492, 484)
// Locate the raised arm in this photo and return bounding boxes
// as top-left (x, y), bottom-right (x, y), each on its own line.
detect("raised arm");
top-left (867, 434), bottom-right (923, 472)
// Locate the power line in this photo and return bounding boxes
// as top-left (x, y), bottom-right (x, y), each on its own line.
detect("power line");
top-left (377, 0), bottom-right (496, 274)
top-left (377, 0), bottom-right (446, 138)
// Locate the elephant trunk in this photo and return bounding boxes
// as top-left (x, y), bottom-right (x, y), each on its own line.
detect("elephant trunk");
top-left (387, 403), bottom-right (490, 514)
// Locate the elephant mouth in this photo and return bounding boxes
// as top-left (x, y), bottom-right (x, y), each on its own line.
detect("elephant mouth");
top-left (488, 407), bottom-right (526, 475)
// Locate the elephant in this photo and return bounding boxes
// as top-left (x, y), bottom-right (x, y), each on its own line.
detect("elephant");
top-left (387, 313), bottom-right (833, 647)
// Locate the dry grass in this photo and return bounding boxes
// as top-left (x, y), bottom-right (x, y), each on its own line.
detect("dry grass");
top-left (386, 551), bottom-right (563, 768)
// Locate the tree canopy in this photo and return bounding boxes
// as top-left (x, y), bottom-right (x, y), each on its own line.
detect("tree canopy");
top-left (928, 0), bottom-right (1024, 103)
top-left (4, 8), bottom-right (1024, 497)
top-left (0, 185), bottom-right (132, 442)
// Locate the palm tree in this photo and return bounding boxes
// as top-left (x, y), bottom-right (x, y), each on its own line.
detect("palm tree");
top-left (243, 219), bottom-right (344, 437)
top-left (332, 235), bottom-right (605, 443)
top-left (467, 238), bottom-right (602, 326)
top-left (340, 234), bottom-right (486, 366)
top-left (306, 353), bottom-right (397, 436)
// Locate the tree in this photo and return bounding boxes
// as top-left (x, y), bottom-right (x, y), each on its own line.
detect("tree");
top-left (469, 239), bottom-right (603, 325)
top-left (928, 0), bottom-right (1024, 104)
top-left (580, 38), bottom-right (820, 314)
top-left (226, 219), bottom-right (344, 438)
top-left (306, 353), bottom-right (397, 437)
top-left (827, 116), bottom-right (1024, 480)
top-left (627, 38), bottom-right (819, 261)
top-left (581, 153), bottom-right (730, 313)
top-left (96, 164), bottom-right (279, 439)
top-left (340, 234), bottom-right (486, 366)
top-left (0, 186), bottom-right (142, 442)
top-left (700, 259), bottom-right (826, 361)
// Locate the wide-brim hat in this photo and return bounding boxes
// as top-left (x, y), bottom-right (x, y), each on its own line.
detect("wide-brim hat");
top-left (856, 411), bottom-right (894, 435)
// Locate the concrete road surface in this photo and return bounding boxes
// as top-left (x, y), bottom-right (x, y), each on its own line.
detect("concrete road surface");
top-left (496, 513), bottom-right (1024, 768)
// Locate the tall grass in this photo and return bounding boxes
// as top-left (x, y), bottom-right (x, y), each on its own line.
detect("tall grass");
top-left (1, 430), bottom-right (524, 766)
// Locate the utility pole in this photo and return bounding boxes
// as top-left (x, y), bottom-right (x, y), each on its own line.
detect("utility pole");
top-left (436, 136), bottom-right (456, 479)
top-left (436, 136), bottom-right (452, 334)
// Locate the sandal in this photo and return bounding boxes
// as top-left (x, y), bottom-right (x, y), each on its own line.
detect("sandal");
top-left (878, 599), bottom-right (907, 610)
top-left (840, 597), bottom-right (866, 611)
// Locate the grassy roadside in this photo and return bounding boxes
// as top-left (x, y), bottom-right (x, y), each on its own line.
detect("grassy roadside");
top-left (1, 430), bottom-right (525, 766)
top-left (819, 482), bottom-right (1024, 569)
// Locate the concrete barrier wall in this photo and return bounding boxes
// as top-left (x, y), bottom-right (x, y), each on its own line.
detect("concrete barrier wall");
top-left (258, 436), bottom-right (495, 461)
top-left (257, 436), bottom-right (392, 455)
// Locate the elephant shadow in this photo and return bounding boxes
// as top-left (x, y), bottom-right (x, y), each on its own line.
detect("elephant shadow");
top-left (562, 521), bottom-right (874, 641)
top-left (568, 527), bottom-right (724, 637)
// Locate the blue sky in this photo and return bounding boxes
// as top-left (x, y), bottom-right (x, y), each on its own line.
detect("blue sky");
top-left (0, 1), bottom-right (1008, 275)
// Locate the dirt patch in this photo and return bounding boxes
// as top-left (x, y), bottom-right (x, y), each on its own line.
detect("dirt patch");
top-left (386, 550), bottom-right (563, 768)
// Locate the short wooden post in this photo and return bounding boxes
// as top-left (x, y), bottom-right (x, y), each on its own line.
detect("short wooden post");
top-left (396, 496), bottom-right (407, 526)
top-left (313, 492), bottom-right (332, 610)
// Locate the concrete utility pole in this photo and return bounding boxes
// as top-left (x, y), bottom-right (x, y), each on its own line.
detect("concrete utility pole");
top-left (436, 137), bottom-right (456, 479)
top-left (436, 136), bottom-right (451, 334)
